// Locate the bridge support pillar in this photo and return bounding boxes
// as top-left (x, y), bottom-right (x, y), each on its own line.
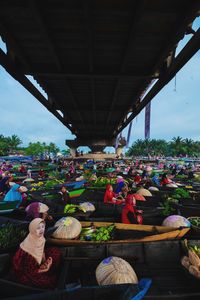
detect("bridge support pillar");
top-left (66, 138), bottom-right (116, 154)
top-left (115, 146), bottom-right (123, 157)
top-left (69, 147), bottom-right (77, 157)
top-left (66, 137), bottom-right (126, 155)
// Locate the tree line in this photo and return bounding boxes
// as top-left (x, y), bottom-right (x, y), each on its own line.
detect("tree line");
top-left (2, 134), bottom-right (200, 157)
top-left (0, 134), bottom-right (69, 157)
top-left (126, 136), bottom-right (200, 157)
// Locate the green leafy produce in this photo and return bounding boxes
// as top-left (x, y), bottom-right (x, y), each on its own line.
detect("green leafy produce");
top-left (172, 188), bottom-right (190, 199)
top-left (48, 171), bottom-right (65, 180)
top-left (44, 179), bottom-right (65, 189)
top-left (0, 223), bottom-right (28, 249)
top-left (160, 199), bottom-right (176, 216)
top-left (64, 204), bottom-right (86, 214)
top-left (190, 218), bottom-right (200, 228)
top-left (90, 177), bottom-right (116, 188)
top-left (80, 224), bottom-right (115, 241)
top-left (175, 175), bottom-right (188, 180)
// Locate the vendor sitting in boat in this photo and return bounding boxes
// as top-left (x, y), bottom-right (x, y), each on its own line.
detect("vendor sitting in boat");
top-left (104, 184), bottom-right (124, 204)
top-left (160, 173), bottom-right (171, 186)
top-left (25, 202), bottom-right (53, 223)
top-left (115, 176), bottom-right (125, 194)
top-left (3, 184), bottom-right (28, 207)
top-left (18, 164), bottom-right (26, 173)
top-left (152, 173), bottom-right (160, 186)
top-left (38, 168), bottom-right (46, 178)
top-left (58, 186), bottom-right (71, 206)
top-left (11, 218), bottom-right (61, 289)
top-left (122, 194), bottom-right (143, 224)
top-left (133, 173), bottom-right (142, 185)
top-left (119, 183), bottom-right (129, 199)
top-left (104, 184), bottom-right (117, 204)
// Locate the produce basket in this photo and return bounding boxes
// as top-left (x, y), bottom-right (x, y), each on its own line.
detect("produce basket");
top-left (181, 239), bottom-right (200, 281)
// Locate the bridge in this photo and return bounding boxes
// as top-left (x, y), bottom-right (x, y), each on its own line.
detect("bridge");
top-left (0, 0), bottom-right (200, 153)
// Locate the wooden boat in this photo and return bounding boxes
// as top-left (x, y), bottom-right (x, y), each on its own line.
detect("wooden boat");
top-left (70, 198), bottom-right (166, 224)
top-left (4, 240), bottom-right (200, 299)
top-left (30, 188), bottom-right (85, 202)
top-left (0, 284), bottom-right (142, 300)
top-left (60, 180), bottom-right (85, 189)
top-left (13, 240), bottom-right (198, 300)
top-left (178, 204), bottom-right (200, 218)
top-left (47, 221), bottom-right (189, 246)
top-left (0, 253), bottom-right (68, 299)
top-left (61, 240), bottom-right (200, 300)
top-left (69, 188), bottom-right (85, 198)
top-left (0, 201), bottom-right (20, 214)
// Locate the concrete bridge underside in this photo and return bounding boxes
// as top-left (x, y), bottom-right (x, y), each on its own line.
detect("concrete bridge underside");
top-left (0, 1), bottom-right (200, 151)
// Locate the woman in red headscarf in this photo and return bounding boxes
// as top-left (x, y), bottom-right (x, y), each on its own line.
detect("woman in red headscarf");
top-left (104, 184), bottom-right (117, 204)
top-left (122, 194), bottom-right (143, 224)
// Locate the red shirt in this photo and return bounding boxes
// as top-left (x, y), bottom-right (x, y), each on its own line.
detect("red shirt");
top-left (104, 190), bottom-right (116, 204)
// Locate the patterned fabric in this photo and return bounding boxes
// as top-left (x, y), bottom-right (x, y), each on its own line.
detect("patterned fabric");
top-left (11, 247), bottom-right (61, 289)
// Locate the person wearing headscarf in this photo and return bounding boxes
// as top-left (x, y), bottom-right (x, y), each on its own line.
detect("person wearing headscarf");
top-left (18, 164), bottom-right (26, 173)
top-left (25, 202), bottom-right (52, 222)
top-left (160, 173), bottom-right (171, 186)
top-left (115, 176), bottom-right (125, 194)
top-left (38, 169), bottom-right (45, 178)
top-left (104, 184), bottom-right (117, 204)
top-left (152, 174), bottom-right (160, 186)
top-left (141, 169), bottom-right (148, 180)
top-left (11, 218), bottom-right (61, 288)
top-left (3, 184), bottom-right (27, 207)
top-left (133, 173), bottom-right (142, 185)
top-left (122, 194), bottom-right (143, 224)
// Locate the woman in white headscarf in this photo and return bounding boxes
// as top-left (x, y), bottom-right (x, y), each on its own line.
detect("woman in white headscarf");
top-left (11, 218), bottom-right (61, 288)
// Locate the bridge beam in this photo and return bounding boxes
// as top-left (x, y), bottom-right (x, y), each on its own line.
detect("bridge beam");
top-left (66, 138), bottom-right (117, 155)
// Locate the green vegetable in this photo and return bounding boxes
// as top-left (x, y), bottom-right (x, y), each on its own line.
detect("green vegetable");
top-left (190, 218), bottom-right (200, 228)
top-left (172, 188), bottom-right (190, 199)
top-left (80, 225), bottom-right (115, 241)
top-left (160, 199), bottom-right (176, 216)
top-left (0, 223), bottom-right (28, 249)
top-left (64, 204), bottom-right (86, 214)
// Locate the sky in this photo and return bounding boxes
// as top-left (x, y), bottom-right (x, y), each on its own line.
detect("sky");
top-left (0, 18), bottom-right (200, 153)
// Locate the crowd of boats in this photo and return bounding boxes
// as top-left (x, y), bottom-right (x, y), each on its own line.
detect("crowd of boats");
top-left (0, 157), bottom-right (200, 299)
